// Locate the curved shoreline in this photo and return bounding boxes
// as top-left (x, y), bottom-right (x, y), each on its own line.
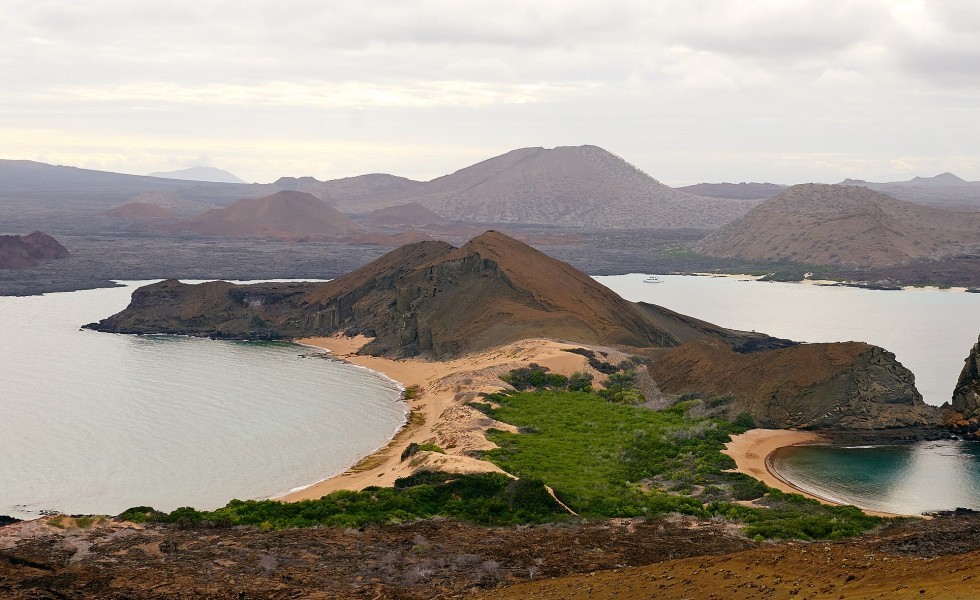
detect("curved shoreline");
top-left (280, 335), bottom-right (596, 501)
top-left (724, 429), bottom-right (916, 518)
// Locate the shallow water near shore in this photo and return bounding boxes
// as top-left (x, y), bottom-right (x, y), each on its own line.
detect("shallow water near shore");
top-left (770, 441), bottom-right (980, 514)
top-left (0, 281), bottom-right (406, 520)
top-left (599, 273), bottom-right (980, 513)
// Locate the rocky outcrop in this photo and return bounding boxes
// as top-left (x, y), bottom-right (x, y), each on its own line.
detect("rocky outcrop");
top-left (945, 335), bottom-right (980, 438)
top-left (650, 338), bottom-right (939, 430)
top-left (87, 232), bottom-right (786, 358)
top-left (0, 231), bottom-right (69, 269)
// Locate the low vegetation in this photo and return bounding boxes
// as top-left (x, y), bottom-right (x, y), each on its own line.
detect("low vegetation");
top-left (475, 388), bottom-right (883, 540)
top-left (119, 364), bottom-right (884, 541)
top-left (119, 471), bottom-right (563, 529)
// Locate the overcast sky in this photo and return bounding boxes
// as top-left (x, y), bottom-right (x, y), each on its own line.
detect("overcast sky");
top-left (2, 0), bottom-right (979, 184)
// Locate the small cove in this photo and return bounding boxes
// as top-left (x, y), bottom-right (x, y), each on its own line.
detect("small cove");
top-left (599, 274), bottom-right (980, 514)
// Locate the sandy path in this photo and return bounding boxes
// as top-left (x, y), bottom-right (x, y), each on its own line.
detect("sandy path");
top-left (281, 335), bottom-right (594, 501)
top-left (724, 428), bottom-right (913, 517)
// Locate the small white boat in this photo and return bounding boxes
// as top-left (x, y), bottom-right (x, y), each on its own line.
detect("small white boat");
top-left (643, 276), bottom-right (662, 284)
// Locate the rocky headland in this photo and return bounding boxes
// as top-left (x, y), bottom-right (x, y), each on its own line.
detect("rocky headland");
top-left (945, 334), bottom-right (980, 439)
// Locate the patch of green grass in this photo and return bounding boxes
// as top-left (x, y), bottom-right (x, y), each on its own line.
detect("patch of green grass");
top-left (481, 389), bottom-right (883, 539)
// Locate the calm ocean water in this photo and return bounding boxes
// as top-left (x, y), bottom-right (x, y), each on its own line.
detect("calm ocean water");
top-left (599, 274), bottom-right (980, 514)
top-left (0, 281), bottom-right (406, 520)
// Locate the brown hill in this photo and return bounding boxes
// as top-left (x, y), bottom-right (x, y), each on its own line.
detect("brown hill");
top-left (378, 146), bottom-right (758, 229)
top-left (175, 190), bottom-right (364, 239)
top-left (650, 338), bottom-right (937, 429)
top-left (675, 182), bottom-right (785, 200)
top-left (696, 184), bottom-right (980, 268)
top-left (106, 202), bottom-right (179, 220)
top-left (89, 231), bottom-right (779, 357)
top-left (360, 203), bottom-right (447, 228)
top-left (88, 231), bottom-right (936, 430)
top-left (0, 231), bottom-right (69, 269)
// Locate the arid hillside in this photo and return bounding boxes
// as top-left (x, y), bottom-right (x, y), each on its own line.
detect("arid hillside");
top-left (697, 184), bottom-right (980, 267)
top-left (380, 145), bottom-right (758, 229)
top-left (175, 190), bottom-right (364, 239)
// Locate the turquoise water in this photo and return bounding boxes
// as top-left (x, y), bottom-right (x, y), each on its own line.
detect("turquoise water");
top-left (0, 281), bottom-right (406, 520)
top-left (770, 442), bottom-right (980, 515)
top-left (599, 274), bottom-right (980, 514)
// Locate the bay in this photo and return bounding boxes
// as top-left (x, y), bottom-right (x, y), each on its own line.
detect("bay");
top-left (0, 281), bottom-right (406, 520)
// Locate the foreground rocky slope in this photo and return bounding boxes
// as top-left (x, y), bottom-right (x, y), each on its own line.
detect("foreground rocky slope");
top-left (2, 512), bottom-right (978, 599)
top-left (0, 232), bottom-right (69, 269)
top-left (697, 184), bottom-right (980, 268)
top-left (650, 338), bottom-right (938, 429)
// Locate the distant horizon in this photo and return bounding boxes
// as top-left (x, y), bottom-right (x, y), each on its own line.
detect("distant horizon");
top-left (1, 150), bottom-right (974, 189)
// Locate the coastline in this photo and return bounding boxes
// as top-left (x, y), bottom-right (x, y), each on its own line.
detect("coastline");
top-left (724, 429), bottom-right (916, 518)
top-left (281, 335), bottom-right (599, 501)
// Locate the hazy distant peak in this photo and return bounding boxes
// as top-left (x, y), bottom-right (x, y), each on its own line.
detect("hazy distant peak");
top-left (911, 172), bottom-right (966, 184)
top-left (148, 166), bottom-right (246, 184)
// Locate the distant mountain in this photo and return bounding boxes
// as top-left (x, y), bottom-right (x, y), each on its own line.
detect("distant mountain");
top-left (841, 173), bottom-right (980, 210)
top-left (176, 190), bottom-right (364, 239)
top-left (696, 184), bottom-right (980, 268)
top-left (0, 231), bottom-right (69, 269)
top-left (106, 202), bottom-right (180, 220)
top-left (273, 174), bottom-right (423, 208)
top-left (0, 160), bottom-right (263, 208)
top-left (148, 166), bottom-right (247, 184)
top-left (674, 182), bottom-right (786, 200)
top-left (372, 145), bottom-right (760, 229)
top-left (361, 203), bottom-right (447, 228)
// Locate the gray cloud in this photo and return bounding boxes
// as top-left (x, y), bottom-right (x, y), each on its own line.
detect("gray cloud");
top-left (1, 0), bottom-right (979, 183)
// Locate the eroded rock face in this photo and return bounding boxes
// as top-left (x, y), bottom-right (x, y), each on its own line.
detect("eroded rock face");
top-left (946, 335), bottom-right (980, 439)
top-left (952, 335), bottom-right (980, 418)
top-left (650, 338), bottom-right (939, 430)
